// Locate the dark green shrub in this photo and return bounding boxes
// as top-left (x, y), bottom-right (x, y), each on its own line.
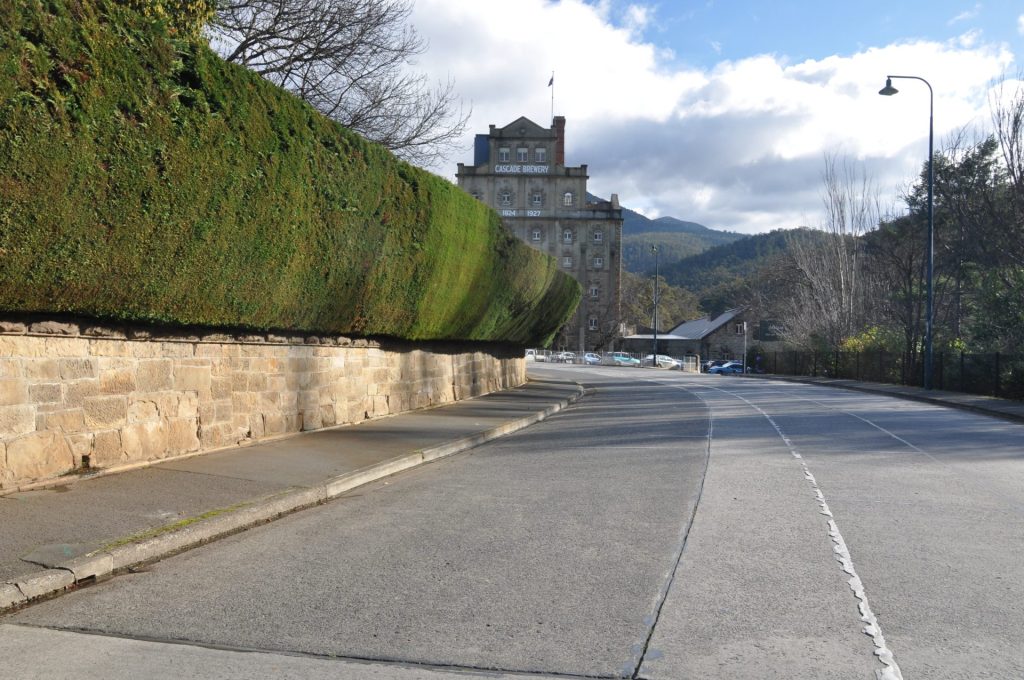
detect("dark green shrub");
top-left (0, 0), bottom-right (578, 346)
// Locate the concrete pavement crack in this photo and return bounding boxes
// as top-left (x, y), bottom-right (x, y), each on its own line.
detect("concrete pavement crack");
top-left (10, 623), bottom-right (625, 679)
top-left (627, 384), bottom-right (713, 680)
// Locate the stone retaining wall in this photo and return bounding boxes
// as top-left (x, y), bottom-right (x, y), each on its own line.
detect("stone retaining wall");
top-left (0, 320), bottom-right (524, 491)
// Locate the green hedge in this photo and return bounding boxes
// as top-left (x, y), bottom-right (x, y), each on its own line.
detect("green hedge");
top-left (0, 0), bottom-right (579, 346)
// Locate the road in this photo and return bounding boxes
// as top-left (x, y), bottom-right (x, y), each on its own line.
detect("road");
top-left (2, 367), bottom-right (1023, 679)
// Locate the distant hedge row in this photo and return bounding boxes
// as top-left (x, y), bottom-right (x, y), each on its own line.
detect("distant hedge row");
top-left (0, 0), bottom-right (579, 346)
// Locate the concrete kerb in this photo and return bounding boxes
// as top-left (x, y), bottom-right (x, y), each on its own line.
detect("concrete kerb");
top-left (746, 373), bottom-right (1024, 424)
top-left (0, 381), bottom-right (584, 615)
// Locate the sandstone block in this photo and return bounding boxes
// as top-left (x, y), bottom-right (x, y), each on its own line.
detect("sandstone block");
top-left (211, 377), bottom-right (232, 399)
top-left (99, 367), bottom-right (137, 395)
top-left (44, 337), bottom-right (89, 357)
top-left (0, 358), bottom-right (20, 378)
top-left (173, 364), bottom-right (211, 392)
top-left (247, 372), bottom-right (267, 391)
top-left (250, 413), bottom-right (268, 438)
top-left (91, 430), bottom-right (123, 466)
top-left (129, 341), bottom-right (162, 358)
top-left (64, 379), bottom-right (99, 407)
top-left (30, 320), bottom-right (79, 335)
top-left (262, 413), bottom-right (284, 436)
top-left (6, 431), bottom-right (74, 482)
top-left (37, 409), bottom-right (85, 433)
top-left (23, 358), bottom-right (59, 381)
top-left (58, 358), bottom-right (96, 380)
top-left (28, 382), bottom-right (61, 405)
top-left (83, 395), bottom-right (127, 429)
top-left (0, 404), bottom-right (35, 439)
top-left (160, 341), bottom-right (194, 358)
top-left (120, 421), bottom-right (167, 460)
top-left (167, 418), bottom-right (200, 455)
top-left (67, 432), bottom-right (95, 463)
top-left (177, 391), bottom-right (200, 418)
top-left (136, 359), bottom-right (172, 391)
top-left (301, 408), bottom-right (321, 431)
top-left (215, 400), bottom-right (234, 423)
top-left (0, 320), bottom-right (28, 334)
top-left (89, 339), bottom-right (134, 357)
top-left (82, 325), bottom-right (126, 339)
top-left (0, 379), bottom-right (29, 406)
top-left (128, 398), bottom-right (159, 423)
top-left (0, 335), bottom-right (43, 357)
top-left (320, 405), bottom-right (336, 428)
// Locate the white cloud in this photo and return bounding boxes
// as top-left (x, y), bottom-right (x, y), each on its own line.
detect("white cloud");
top-left (411, 0), bottom-right (1015, 234)
top-left (1019, 14), bottom-right (1024, 35)
top-left (948, 3), bottom-right (981, 25)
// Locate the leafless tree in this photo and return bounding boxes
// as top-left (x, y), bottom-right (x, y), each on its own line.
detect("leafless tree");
top-left (209, 0), bottom-right (469, 165)
top-left (990, 72), bottom-right (1024, 266)
top-left (779, 154), bottom-right (880, 348)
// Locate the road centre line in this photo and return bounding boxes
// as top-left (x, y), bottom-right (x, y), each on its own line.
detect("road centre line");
top-left (651, 378), bottom-right (903, 680)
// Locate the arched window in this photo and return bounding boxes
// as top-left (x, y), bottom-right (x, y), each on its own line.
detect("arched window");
top-left (563, 192), bottom-right (574, 207)
top-left (563, 229), bottom-right (573, 243)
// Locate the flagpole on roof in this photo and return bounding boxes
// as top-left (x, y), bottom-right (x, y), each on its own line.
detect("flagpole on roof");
top-left (549, 71), bottom-right (554, 121)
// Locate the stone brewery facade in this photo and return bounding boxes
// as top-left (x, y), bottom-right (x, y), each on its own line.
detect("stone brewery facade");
top-left (456, 116), bottom-right (622, 352)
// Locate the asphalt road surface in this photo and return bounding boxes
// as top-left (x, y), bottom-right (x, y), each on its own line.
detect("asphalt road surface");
top-left (3, 367), bottom-right (1022, 679)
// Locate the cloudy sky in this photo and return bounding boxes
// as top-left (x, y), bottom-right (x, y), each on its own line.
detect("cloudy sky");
top-left (408, 0), bottom-right (1022, 234)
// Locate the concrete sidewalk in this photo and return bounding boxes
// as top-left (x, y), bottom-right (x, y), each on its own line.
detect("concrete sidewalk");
top-left (0, 378), bottom-right (583, 613)
top-left (748, 373), bottom-right (1024, 423)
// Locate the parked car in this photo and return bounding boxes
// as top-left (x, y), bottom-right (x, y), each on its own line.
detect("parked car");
top-left (554, 351), bottom-right (576, 363)
top-left (642, 354), bottom-right (682, 369)
top-left (609, 352), bottom-right (641, 366)
top-left (583, 352), bottom-right (602, 365)
top-left (708, 361), bottom-right (745, 374)
top-left (702, 359), bottom-right (729, 372)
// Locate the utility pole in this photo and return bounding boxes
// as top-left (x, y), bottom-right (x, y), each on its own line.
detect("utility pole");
top-left (651, 245), bottom-right (659, 364)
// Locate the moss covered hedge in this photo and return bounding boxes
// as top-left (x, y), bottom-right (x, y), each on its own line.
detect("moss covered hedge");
top-left (0, 0), bottom-right (579, 346)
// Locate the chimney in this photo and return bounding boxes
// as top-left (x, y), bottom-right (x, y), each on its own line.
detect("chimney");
top-left (553, 116), bottom-right (566, 166)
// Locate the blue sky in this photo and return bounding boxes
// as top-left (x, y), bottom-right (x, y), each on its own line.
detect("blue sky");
top-left (633, 1), bottom-right (1022, 69)
top-left (411, 1), bottom-right (1023, 233)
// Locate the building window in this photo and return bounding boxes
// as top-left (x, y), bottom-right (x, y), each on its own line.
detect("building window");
top-left (470, 191), bottom-right (482, 201)
top-left (563, 229), bottom-right (573, 243)
top-left (563, 191), bottom-right (574, 207)
top-left (588, 316), bottom-right (599, 331)
top-left (498, 147), bottom-right (510, 162)
top-left (589, 285), bottom-right (599, 299)
top-left (735, 322), bottom-right (746, 335)
top-left (531, 191), bottom-right (543, 206)
top-left (498, 190), bottom-right (512, 206)
top-left (593, 257), bottom-right (604, 268)
top-left (535, 147), bottom-right (547, 163)
top-left (516, 147), bottom-right (529, 162)
top-left (593, 230), bottom-right (603, 242)
top-left (531, 229), bottom-right (542, 241)
top-left (562, 256), bottom-right (573, 268)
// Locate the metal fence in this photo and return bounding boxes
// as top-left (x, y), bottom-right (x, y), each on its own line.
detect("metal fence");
top-left (759, 350), bottom-right (1024, 401)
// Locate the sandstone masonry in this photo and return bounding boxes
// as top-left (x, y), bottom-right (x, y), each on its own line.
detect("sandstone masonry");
top-left (0, 321), bottom-right (524, 491)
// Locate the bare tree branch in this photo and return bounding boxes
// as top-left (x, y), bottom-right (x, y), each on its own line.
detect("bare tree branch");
top-left (209, 0), bottom-right (470, 165)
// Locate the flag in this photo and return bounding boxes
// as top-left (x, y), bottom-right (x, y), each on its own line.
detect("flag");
top-left (548, 75), bottom-right (554, 87)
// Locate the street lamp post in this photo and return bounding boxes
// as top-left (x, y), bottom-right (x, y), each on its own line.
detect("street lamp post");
top-left (652, 245), bottom-right (659, 364)
top-left (879, 75), bottom-right (935, 390)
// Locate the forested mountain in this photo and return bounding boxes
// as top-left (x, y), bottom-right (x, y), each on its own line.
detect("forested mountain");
top-left (594, 195), bottom-right (744, 273)
top-left (659, 228), bottom-right (799, 293)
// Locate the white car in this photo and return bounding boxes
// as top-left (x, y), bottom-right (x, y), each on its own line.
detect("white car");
top-left (643, 354), bottom-right (682, 369)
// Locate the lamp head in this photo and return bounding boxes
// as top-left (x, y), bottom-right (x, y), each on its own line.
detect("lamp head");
top-left (879, 77), bottom-right (899, 96)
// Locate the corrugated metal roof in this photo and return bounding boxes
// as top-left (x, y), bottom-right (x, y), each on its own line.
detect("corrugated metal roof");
top-left (667, 308), bottom-right (744, 340)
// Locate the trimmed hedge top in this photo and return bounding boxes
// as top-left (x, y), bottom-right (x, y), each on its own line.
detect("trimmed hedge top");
top-left (0, 0), bottom-right (579, 346)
